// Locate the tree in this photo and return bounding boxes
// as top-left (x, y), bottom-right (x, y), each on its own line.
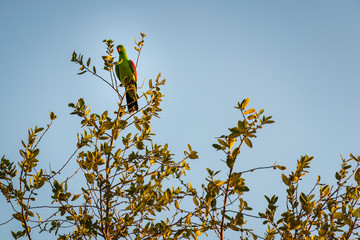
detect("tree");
top-left (1, 34), bottom-right (360, 240)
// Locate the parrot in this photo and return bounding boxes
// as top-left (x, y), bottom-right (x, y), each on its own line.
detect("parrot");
top-left (115, 45), bottom-right (138, 113)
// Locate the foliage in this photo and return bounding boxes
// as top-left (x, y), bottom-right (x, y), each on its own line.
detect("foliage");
top-left (260, 154), bottom-right (360, 239)
top-left (1, 33), bottom-right (360, 240)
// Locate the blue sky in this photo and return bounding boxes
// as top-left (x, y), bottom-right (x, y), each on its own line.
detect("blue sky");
top-left (1, 1), bottom-right (360, 239)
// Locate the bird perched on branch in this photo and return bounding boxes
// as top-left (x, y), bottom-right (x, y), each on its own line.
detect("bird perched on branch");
top-left (115, 45), bottom-right (138, 113)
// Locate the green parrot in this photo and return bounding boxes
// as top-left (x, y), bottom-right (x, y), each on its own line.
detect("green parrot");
top-left (115, 45), bottom-right (138, 113)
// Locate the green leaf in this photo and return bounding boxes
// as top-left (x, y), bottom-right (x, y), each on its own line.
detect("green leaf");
top-left (50, 111), bottom-right (57, 120)
top-left (320, 185), bottom-right (330, 196)
top-left (355, 168), bottom-right (360, 185)
top-left (135, 122), bottom-right (141, 131)
top-left (226, 156), bottom-right (235, 168)
top-left (193, 197), bottom-right (199, 206)
top-left (237, 121), bottom-right (245, 132)
top-left (187, 144), bottom-right (192, 151)
top-left (333, 212), bottom-right (343, 219)
top-left (206, 168), bottom-right (213, 176)
top-left (353, 207), bottom-right (360, 218)
top-left (188, 150), bottom-right (198, 159)
top-left (231, 147), bottom-right (240, 158)
top-left (217, 139), bottom-right (226, 146)
top-left (71, 51), bottom-right (77, 61)
top-left (71, 194), bottom-right (80, 201)
top-left (212, 144), bottom-right (222, 150)
top-left (175, 200), bottom-right (180, 209)
top-left (281, 174), bottom-right (290, 186)
top-left (244, 137), bottom-right (252, 148)
top-left (335, 172), bottom-right (341, 180)
top-left (136, 141), bottom-right (144, 150)
top-left (99, 136), bottom-right (109, 140)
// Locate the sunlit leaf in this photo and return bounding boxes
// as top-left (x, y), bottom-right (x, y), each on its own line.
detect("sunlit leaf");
top-left (244, 137), bottom-right (252, 148)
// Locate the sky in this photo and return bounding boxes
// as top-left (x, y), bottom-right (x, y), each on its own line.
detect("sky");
top-left (1, 1), bottom-right (360, 239)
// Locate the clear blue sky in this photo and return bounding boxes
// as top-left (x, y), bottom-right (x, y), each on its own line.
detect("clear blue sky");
top-left (1, 1), bottom-right (360, 239)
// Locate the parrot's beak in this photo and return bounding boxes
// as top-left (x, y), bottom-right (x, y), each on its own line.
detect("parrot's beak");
top-left (118, 48), bottom-right (121, 52)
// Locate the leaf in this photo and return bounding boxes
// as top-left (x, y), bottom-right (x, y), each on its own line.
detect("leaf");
top-left (217, 139), bottom-right (226, 146)
top-left (87, 57), bottom-right (91, 67)
top-left (282, 174), bottom-right (290, 186)
top-left (212, 144), bottom-right (222, 150)
top-left (232, 147), bottom-right (240, 158)
top-left (355, 168), bottom-right (360, 185)
top-left (193, 197), bottom-right (199, 206)
top-left (149, 79), bottom-right (153, 88)
top-left (71, 194), bottom-right (80, 201)
top-left (71, 51), bottom-right (77, 61)
top-left (102, 56), bottom-right (111, 60)
top-left (276, 165), bottom-right (286, 170)
top-left (237, 121), bottom-right (245, 132)
top-left (227, 138), bottom-right (237, 150)
top-left (187, 144), bottom-right (192, 151)
top-left (247, 114), bottom-right (256, 120)
top-left (135, 122), bottom-right (141, 131)
top-left (136, 141), bottom-right (144, 150)
top-left (156, 73), bottom-right (161, 81)
top-left (243, 108), bottom-right (256, 115)
top-left (188, 150), bottom-right (198, 159)
top-left (229, 127), bottom-right (241, 135)
top-left (50, 111), bottom-right (57, 120)
top-left (299, 192), bottom-right (307, 205)
top-left (333, 212), bottom-right (343, 219)
top-left (244, 137), bottom-right (252, 148)
top-left (77, 71), bottom-right (87, 75)
top-left (241, 98), bottom-right (250, 110)
top-left (226, 156), bottom-right (235, 168)
top-left (37, 213), bottom-right (42, 222)
top-left (335, 172), bottom-right (340, 180)
top-left (353, 207), bottom-right (360, 218)
top-left (175, 200), bottom-right (180, 209)
top-left (265, 120), bottom-right (275, 124)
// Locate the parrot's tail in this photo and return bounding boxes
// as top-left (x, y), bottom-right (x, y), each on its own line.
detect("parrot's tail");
top-left (126, 92), bottom-right (139, 113)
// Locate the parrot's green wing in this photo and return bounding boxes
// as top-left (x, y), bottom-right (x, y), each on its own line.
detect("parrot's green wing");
top-left (115, 45), bottom-right (138, 113)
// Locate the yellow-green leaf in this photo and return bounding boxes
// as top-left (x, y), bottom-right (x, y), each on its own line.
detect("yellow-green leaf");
top-left (333, 212), bottom-right (343, 219)
top-left (241, 98), bottom-right (250, 110)
top-left (243, 108), bottom-right (256, 115)
top-left (282, 174), bottom-right (290, 186)
top-left (193, 197), bottom-right (199, 206)
top-left (175, 200), bottom-right (180, 209)
top-left (244, 137), bottom-right (252, 148)
top-left (355, 169), bottom-right (360, 185)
